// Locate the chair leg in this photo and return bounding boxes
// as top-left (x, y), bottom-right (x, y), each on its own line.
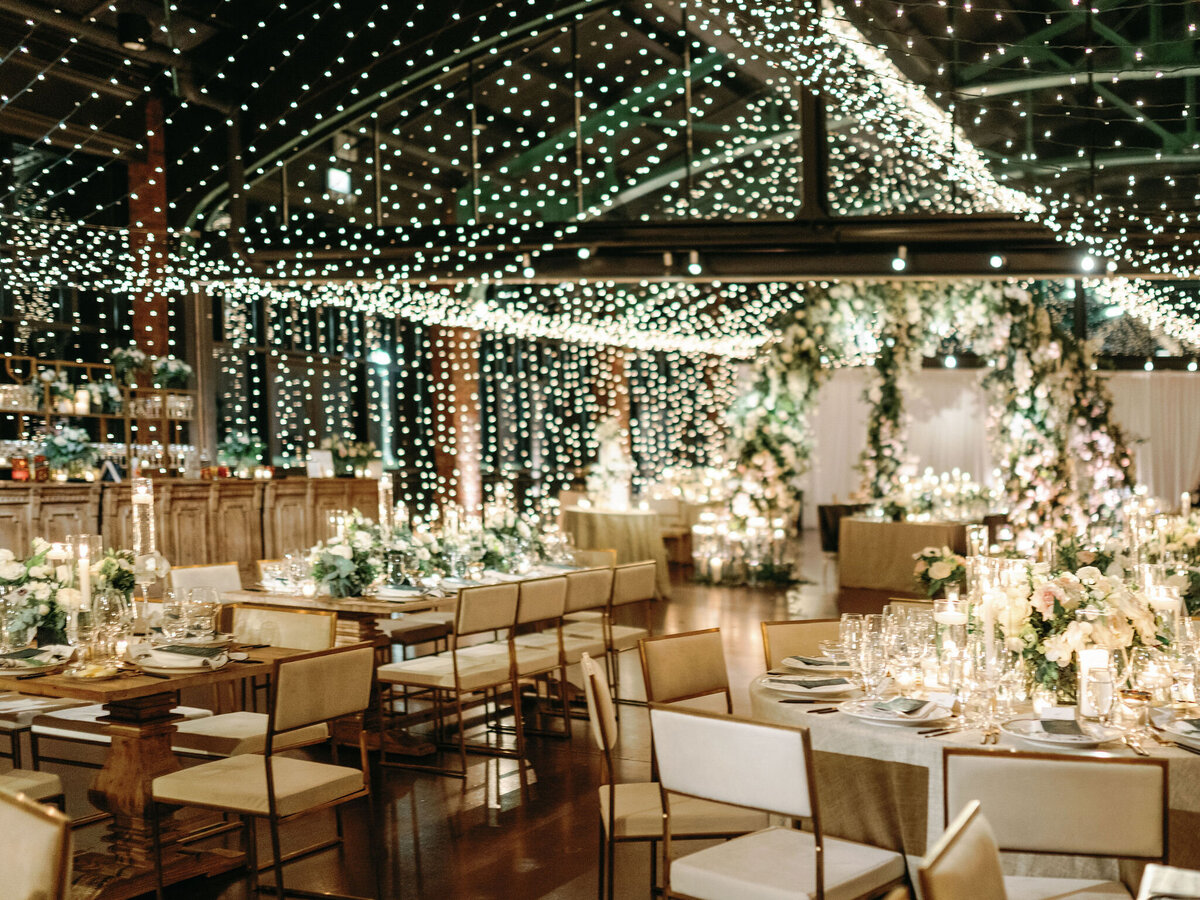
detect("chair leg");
top-left (365, 794), bottom-right (385, 900)
top-left (243, 815), bottom-right (259, 895)
top-left (650, 839), bottom-right (657, 895)
top-left (509, 679), bottom-right (527, 779)
top-left (596, 822), bottom-right (605, 900)
top-left (268, 815), bottom-right (287, 900)
top-left (455, 694), bottom-right (468, 778)
top-left (606, 832), bottom-right (616, 900)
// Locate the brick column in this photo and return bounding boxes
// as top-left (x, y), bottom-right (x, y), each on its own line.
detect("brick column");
top-left (127, 96), bottom-right (169, 356)
top-left (429, 326), bottom-right (483, 510)
top-left (593, 346), bottom-right (631, 452)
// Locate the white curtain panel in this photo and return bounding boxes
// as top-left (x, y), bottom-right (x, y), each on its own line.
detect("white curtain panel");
top-left (801, 368), bottom-right (1200, 527)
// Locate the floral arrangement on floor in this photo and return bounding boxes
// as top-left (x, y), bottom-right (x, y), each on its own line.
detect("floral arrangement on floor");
top-left (913, 546), bottom-right (967, 598)
top-left (0, 540), bottom-right (74, 645)
top-left (111, 346), bottom-right (149, 385)
top-left (40, 427), bottom-right (97, 472)
top-left (309, 511), bottom-right (383, 597)
top-left (87, 381), bottom-right (124, 415)
top-left (152, 356), bottom-right (193, 389)
top-left (218, 431), bottom-right (265, 469)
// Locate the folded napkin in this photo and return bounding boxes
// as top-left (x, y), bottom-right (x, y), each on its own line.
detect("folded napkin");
top-left (139, 644), bottom-right (228, 669)
top-left (1180, 718), bottom-right (1200, 734)
top-left (786, 655), bottom-right (850, 668)
top-left (873, 697), bottom-right (931, 716)
top-left (374, 586), bottom-right (424, 600)
top-left (0, 646), bottom-right (72, 669)
top-left (767, 676), bottom-right (850, 690)
top-left (1040, 719), bottom-right (1085, 736)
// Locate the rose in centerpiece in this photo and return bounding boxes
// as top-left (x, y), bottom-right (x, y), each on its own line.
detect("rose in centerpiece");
top-left (0, 540), bottom-right (71, 645)
top-left (912, 546), bottom-right (967, 598)
top-left (308, 510), bottom-right (382, 597)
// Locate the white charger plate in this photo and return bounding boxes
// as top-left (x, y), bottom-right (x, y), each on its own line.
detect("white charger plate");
top-left (780, 656), bottom-right (857, 674)
top-left (757, 674), bottom-right (857, 696)
top-left (139, 658), bottom-right (229, 675)
top-left (839, 698), bottom-right (952, 726)
top-left (1000, 716), bottom-right (1122, 749)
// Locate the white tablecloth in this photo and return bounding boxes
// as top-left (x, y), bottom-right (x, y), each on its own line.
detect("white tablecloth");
top-left (748, 676), bottom-right (1200, 886)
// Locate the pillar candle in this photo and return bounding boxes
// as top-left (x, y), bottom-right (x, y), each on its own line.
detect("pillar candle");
top-left (77, 542), bottom-right (91, 611)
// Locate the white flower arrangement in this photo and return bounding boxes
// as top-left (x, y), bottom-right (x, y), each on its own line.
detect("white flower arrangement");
top-left (87, 381), bottom-right (124, 414)
top-left (151, 356), bottom-right (193, 388)
top-left (111, 346), bottom-right (149, 384)
top-left (40, 426), bottom-right (97, 469)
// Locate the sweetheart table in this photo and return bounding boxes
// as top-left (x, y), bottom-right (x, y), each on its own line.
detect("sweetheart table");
top-left (748, 676), bottom-right (1200, 888)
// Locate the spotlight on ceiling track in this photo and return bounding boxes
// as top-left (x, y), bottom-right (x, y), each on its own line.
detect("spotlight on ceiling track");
top-left (367, 349), bottom-right (391, 367)
top-left (576, 246), bottom-right (592, 260)
top-left (521, 253), bottom-right (535, 279)
top-left (988, 254), bottom-right (1006, 270)
top-left (1190, 360), bottom-right (1198, 373)
top-left (1080, 255), bottom-right (1098, 273)
top-left (1106, 260), bottom-right (1119, 273)
top-left (1144, 358), bottom-right (1154, 372)
top-left (686, 250), bottom-right (703, 277)
top-left (891, 245), bottom-right (908, 272)
top-left (944, 355), bottom-right (957, 369)
top-left (118, 12), bottom-right (151, 51)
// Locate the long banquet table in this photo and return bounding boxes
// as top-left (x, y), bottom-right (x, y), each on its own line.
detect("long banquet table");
top-left (748, 676), bottom-right (1200, 888)
top-left (0, 645), bottom-right (309, 898)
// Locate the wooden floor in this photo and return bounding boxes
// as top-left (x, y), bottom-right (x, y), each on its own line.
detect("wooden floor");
top-left (83, 534), bottom-right (841, 899)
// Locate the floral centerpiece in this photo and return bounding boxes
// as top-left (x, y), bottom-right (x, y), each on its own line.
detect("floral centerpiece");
top-left (152, 356), bottom-right (193, 389)
top-left (87, 381), bottom-right (124, 415)
top-left (913, 546), bottom-right (967, 598)
top-left (0, 540), bottom-right (75, 646)
top-left (111, 346), bottom-right (149, 385)
top-left (319, 436), bottom-right (378, 475)
top-left (308, 511), bottom-right (382, 597)
top-left (218, 431), bottom-right (264, 471)
top-left (93, 549), bottom-right (135, 600)
top-left (41, 426), bottom-right (97, 478)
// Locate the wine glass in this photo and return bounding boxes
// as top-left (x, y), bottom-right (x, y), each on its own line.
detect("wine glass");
top-left (92, 589), bottom-right (132, 661)
top-left (399, 551), bottom-right (421, 587)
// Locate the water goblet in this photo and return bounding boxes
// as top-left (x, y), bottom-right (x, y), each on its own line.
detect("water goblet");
top-left (184, 587), bottom-right (221, 640)
top-left (160, 591), bottom-right (189, 642)
top-left (1083, 667), bottom-right (1116, 728)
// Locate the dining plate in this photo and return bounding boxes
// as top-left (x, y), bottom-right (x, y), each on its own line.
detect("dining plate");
top-left (838, 698), bottom-right (952, 726)
top-left (1000, 716), bottom-right (1122, 749)
top-left (61, 664), bottom-right (122, 682)
top-left (138, 659), bottom-right (229, 675)
top-left (1154, 718), bottom-right (1200, 750)
top-left (170, 633), bottom-right (236, 648)
top-left (780, 655), bottom-right (857, 674)
top-left (757, 674), bottom-right (857, 696)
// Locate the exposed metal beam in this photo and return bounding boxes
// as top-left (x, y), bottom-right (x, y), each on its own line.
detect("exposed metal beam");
top-left (0, 49), bottom-right (143, 101)
top-left (2, 0), bottom-right (180, 68)
top-left (961, 65), bottom-right (1200, 98)
top-left (0, 107), bottom-right (137, 156)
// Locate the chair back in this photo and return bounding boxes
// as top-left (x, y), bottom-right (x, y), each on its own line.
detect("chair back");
top-left (454, 582), bottom-right (519, 638)
top-left (580, 653), bottom-right (618, 754)
top-left (945, 748), bottom-right (1167, 860)
top-left (572, 548), bottom-right (616, 568)
top-left (648, 704), bottom-right (815, 819)
top-left (639, 628), bottom-right (730, 712)
top-left (918, 800), bottom-right (1006, 900)
top-left (169, 562), bottom-right (243, 594)
top-left (516, 576), bottom-right (567, 626)
top-left (564, 566), bottom-right (614, 614)
top-left (612, 560), bottom-right (657, 607)
top-left (0, 789), bottom-right (72, 900)
top-left (228, 604), bottom-right (337, 651)
top-left (268, 643), bottom-right (375, 736)
top-left (760, 619), bottom-right (840, 669)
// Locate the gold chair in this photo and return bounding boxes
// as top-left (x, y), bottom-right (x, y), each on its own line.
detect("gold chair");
top-left (150, 643), bottom-right (381, 900)
top-left (565, 560), bottom-right (656, 705)
top-left (571, 548), bottom-right (618, 568)
top-left (225, 603), bottom-right (338, 651)
top-left (169, 561), bottom-right (243, 594)
top-left (944, 747), bottom-right (1168, 898)
top-left (649, 704), bottom-right (905, 900)
top-left (917, 800), bottom-right (1006, 900)
top-left (759, 619), bottom-right (840, 670)
top-left (639, 627), bottom-right (732, 713)
top-left (376, 582), bottom-right (525, 778)
top-left (0, 789), bottom-right (72, 899)
top-left (581, 654), bottom-right (765, 900)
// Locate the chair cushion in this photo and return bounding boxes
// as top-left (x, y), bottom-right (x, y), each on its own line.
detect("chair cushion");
top-left (172, 712), bottom-right (329, 757)
top-left (598, 782), bottom-right (768, 838)
top-left (374, 616), bottom-right (451, 645)
top-left (376, 652), bottom-right (512, 691)
top-left (562, 621), bottom-right (648, 652)
top-left (152, 753), bottom-right (363, 817)
top-left (0, 769), bottom-right (63, 802)
top-left (669, 826), bottom-right (904, 900)
top-left (32, 704), bottom-right (213, 742)
top-left (515, 631), bottom-right (605, 664)
top-left (1003, 876), bottom-right (1131, 900)
top-left (563, 610), bottom-right (604, 624)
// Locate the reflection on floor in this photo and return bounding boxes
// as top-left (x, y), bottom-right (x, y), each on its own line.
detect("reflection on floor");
top-left (70, 533), bottom-right (838, 899)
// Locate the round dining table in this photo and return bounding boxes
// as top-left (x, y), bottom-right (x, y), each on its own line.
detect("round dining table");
top-left (562, 505), bottom-right (670, 597)
top-left (748, 675), bottom-right (1200, 888)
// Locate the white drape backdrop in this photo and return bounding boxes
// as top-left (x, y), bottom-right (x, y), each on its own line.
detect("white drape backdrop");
top-left (801, 369), bottom-right (1200, 527)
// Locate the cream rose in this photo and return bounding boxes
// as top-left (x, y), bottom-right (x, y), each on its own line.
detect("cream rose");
top-left (928, 561), bottom-right (953, 581)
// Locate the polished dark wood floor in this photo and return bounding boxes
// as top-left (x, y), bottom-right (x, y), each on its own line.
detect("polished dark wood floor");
top-left (73, 536), bottom-right (839, 899)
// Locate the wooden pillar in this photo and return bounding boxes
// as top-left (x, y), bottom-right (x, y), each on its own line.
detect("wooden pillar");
top-left (429, 326), bottom-right (482, 510)
top-left (127, 96), bottom-right (170, 356)
top-left (593, 347), bottom-right (631, 453)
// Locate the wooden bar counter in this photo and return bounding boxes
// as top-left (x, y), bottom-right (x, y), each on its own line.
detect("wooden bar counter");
top-left (0, 477), bottom-right (380, 586)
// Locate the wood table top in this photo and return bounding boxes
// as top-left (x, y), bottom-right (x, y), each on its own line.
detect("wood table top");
top-left (0, 645), bottom-right (311, 703)
top-left (223, 588), bottom-right (449, 616)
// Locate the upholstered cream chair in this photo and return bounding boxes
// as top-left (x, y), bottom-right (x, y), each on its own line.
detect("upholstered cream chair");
top-left (226, 603), bottom-right (337, 651)
top-left (581, 654), bottom-right (764, 900)
top-left (918, 800), bottom-right (1006, 900)
top-left (760, 619), bottom-right (841, 670)
top-left (0, 789), bottom-right (72, 900)
top-left (564, 560), bottom-right (656, 704)
top-left (0, 769), bottom-right (65, 807)
top-left (375, 582), bottom-right (524, 778)
top-left (944, 747), bottom-right (1168, 899)
top-left (639, 627), bottom-right (731, 714)
top-left (649, 704), bottom-right (906, 900)
top-left (169, 561), bottom-right (243, 594)
top-left (150, 643), bottom-right (380, 900)
top-left (517, 566), bottom-right (610, 663)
